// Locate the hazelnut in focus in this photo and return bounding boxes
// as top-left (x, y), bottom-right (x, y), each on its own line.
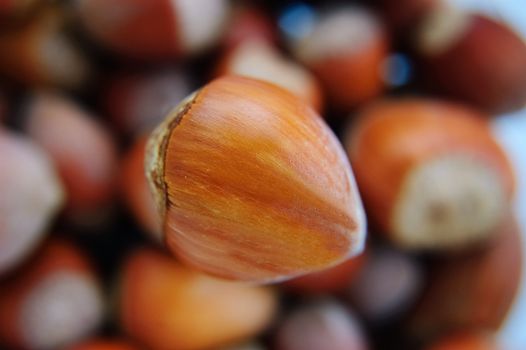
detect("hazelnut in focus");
top-left (146, 76), bottom-right (366, 282)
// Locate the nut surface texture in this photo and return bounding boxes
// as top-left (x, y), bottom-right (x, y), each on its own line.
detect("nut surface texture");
top-left (146, 76), bottom-right (366, 282)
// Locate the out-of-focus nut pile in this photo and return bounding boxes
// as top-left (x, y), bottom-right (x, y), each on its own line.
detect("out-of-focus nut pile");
top-left (0, 0), bottom-right (525, 349)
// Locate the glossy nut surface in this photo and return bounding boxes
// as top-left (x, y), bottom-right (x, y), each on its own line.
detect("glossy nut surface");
top-left (146, 76), bottom-right (366, 282)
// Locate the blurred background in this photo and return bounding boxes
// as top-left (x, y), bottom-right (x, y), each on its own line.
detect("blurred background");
top-left (0, 0), bottom-right (525, 350)
top-left (453, 0), bottom-right (526, 346)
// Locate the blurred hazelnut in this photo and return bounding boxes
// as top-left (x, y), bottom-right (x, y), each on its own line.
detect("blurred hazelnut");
top-left (0, 7), bottom-right (90, 89)
top-left (0, 128), bottom-right (64, 276)
top-left (414, 6), bottom-right (526, 114)
top-left (274, 300), bottom-right (368, 350)
top-left (75, 0), bottom-right (231, 59)
top-left (216, 40), bottom-right (324, 112)
top-left (409, 216), bottom-right (522, 341)
top-left (293, 7), bottom-right (388, 112)
top-left (345, 98), bottom-right (515, 250)
top-left (347, 247), bottom-right (423, 322)
top-left (221, 6), bottom-right (276, 50)
top-left (23, 92), bottom-right (118, 227)
top-left (119, 248), bottom-right (278, 350)
top-left (0, 239), bottom-right (104, 350)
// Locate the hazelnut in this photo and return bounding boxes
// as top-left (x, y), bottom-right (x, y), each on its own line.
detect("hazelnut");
top-left (0, 89), bottom-right (6, 123)
top-left (24, 92), bottom-right (118, 227)
top-left (119, 248), bottom-right (277, 350)
top-left (347, 246), bottom-right (423, 323)
top-left (0, 128), bottom-right (64, 276)
top-left (221, 6), bottom-right (276, 51)
top-left (408, 216), bottom-right (522, 340)
top-left (75, 0), bottom-right (231, 59)
top-left (345, 98), bottom-right (514, 250)
top-left (215, 39), bottom-right (324, 112)
top-left (0, 239), bottom-right (104, 350)
top-left (0, 7), bottom-right (90, 89)
top-left (293, 7), bottom-right (388, 112)
top-left (146, 76), bottom-right (366, 282)
top-left (274, 300), bottom-right (368, 350)
top-left (414, 6), bottom-right (526, 114)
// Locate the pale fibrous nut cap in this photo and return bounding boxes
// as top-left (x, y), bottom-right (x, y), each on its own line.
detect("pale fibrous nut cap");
top-left (145, 90), bottom-right (198, 220)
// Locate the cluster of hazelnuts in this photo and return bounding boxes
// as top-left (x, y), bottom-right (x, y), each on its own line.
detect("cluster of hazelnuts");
top-left (0, 0), bottom-right (525, 350)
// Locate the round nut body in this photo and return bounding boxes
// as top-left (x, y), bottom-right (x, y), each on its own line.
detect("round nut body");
top-left (146, 76), bottom-right (366, 282)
